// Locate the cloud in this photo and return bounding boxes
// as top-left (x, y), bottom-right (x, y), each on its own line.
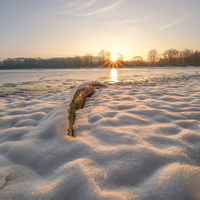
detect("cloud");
top-left (78, 0), bottom-right (97, 11)
top-left (57, 0), bottom-right (122, 16)
top-left (109, 19), bottom-right (138, 26)
top-left (158, 14), bottom-right (190, 31)
top-left (61, 0), bottom-right (97, 13)
top-left (106, 13), bottom-right (157, 30)
top-left (77, 0), bottom-right (122, 16)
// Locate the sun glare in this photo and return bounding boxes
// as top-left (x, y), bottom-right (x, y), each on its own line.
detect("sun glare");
top-left (110, 68), bottom-right (118, 83)
top-left (100, 52), bottom-right (124, 68)
top-left (110, 54), bottom-right (118, 62)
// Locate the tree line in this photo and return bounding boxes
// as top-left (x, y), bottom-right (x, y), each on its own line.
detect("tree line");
top-left (147, 49), bottom-right (200, 67)
top-left (1, 48), bottom-right (200, 69)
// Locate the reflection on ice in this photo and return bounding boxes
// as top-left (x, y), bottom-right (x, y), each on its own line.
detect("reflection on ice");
top-left (1, 67), bottom-right (200, 95)
top-left (110, 68), bottom-right (118, 83)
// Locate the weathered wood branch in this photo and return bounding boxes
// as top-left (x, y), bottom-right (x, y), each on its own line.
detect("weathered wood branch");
top-left (67, 85), bottom-right (96, 137)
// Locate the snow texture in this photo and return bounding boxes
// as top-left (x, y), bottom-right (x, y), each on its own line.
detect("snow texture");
top-left (0, 78), bottom-right (200, 199)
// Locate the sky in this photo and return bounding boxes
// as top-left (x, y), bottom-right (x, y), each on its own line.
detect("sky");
top-left (0, 0), bottom-right (200, 60)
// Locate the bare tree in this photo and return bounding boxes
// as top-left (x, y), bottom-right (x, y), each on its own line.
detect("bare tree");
top-left (106, 51), bottom-right (111, 60)
top-left (182, 49), bottom-right (193, 66)
top-left (84, 53), bottom-right (93, 67)
top-left (162, 49), bottom-right (180, 66)
top-left (97, 49), bottom-right (111, 65)
top-left (148, 49), bottom-right (158, 66)
top-left (117, 53), bottom-right (124, 61)
top-left (97, 49), bottom-right (107, 65)
top-left (131, 56), bottom-right (144, 66)
top-left (194, 50), bottom-right (200, 66)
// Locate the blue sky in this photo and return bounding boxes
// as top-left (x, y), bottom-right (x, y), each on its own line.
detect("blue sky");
top-left (0, 0), bottom-right (200, 60)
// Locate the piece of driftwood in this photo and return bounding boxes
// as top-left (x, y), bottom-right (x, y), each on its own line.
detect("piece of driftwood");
top-left (67, 85), bottom-right (95, 137)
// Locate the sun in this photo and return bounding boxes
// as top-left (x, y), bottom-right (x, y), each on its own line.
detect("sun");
top-left (100, 52), bottom-right (124, 68)
top-left (110, 54), bottom-right (118, 62)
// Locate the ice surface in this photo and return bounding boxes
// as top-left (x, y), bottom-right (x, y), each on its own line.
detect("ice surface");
top-left (1, 67), bottom-right (200, 95)
top-left (0, 77), bottom-right (200, 199)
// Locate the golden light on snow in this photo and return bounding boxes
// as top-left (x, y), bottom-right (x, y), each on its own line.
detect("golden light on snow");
top-left (110, 68), bottom-right (118, 83)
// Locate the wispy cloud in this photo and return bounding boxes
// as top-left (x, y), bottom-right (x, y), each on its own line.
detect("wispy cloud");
top-left (109, 19), bottom-right (139, 26)
top-left (57, 0), bottom-right (122, 16)
top-left (78, 0), bottom-right (122, 16)
top-left (59, 0), bottom-right (97, 14)
top-left (158, 14), bottom-right (190, 31)
top-left (106, 13), bottom-right (157, 29)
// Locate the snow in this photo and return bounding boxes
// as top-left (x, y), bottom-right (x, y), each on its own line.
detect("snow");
top-left (1, 67), bottom-right (200, 95)
top-left (0, 76), bottom-right (200, 199)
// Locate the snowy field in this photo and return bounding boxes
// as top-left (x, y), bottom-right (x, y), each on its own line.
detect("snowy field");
top-left (0, 68), bottom-right (200, 199)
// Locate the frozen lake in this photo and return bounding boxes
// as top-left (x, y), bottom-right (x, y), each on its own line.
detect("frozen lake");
top-left (0, 67), bottom-right (200, 95)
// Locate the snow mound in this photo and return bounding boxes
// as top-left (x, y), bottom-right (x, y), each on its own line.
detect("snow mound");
top-left (0, 79), bottom-right (200, 199)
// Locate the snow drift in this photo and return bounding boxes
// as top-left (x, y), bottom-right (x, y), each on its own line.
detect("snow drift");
top-left (0, 78), bottom-right (200, 199)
